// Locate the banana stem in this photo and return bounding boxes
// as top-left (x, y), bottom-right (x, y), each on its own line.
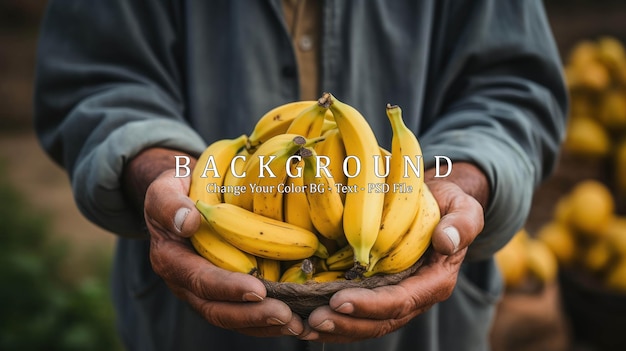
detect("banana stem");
top-left (345, 264), bottom-right (366, 280)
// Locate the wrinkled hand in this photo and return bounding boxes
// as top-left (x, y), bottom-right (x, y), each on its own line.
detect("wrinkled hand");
top-left (124, 148), bottom-right (304, 338)
top-left (300, 162), bottom-right (489, 343)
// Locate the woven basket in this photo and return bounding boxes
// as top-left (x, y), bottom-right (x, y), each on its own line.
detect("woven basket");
top-left (559, 269), bottom-right (626, 351)
top-left (261, 252), bottom-right (428, 318)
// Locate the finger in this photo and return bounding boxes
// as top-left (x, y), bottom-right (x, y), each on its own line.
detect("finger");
top-left (427, 182), bottom-right (484, 255)
top-left (144, 169), bottom-right (201, 238)
top-left (302, 255), bottom-right (462, 342)
top-left (151, 239), bottom-right (299, 333)
top-left (296, 317), bottom-right (319, 341)
top-left (149, 235), bottom-right (268, 303)
top-left (306, 305), bottom-right (406, 342)
top-left (280, 312), bottom-right (306, 337)
top-left (181, 288), bottom-right (297, 334)
top-left (313, 250), bottom-right (464, 325)
top-left (233, 310), bottom-right (306, 338)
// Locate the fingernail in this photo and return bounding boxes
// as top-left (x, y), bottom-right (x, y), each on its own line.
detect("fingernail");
top-left (314, 319), bottom-right (335, 332)
top-left (444, 226), bottom-right (460, 253)
top-left (335, 302), bottom-right (354, 314)
top-left (284, 327), bottom-right (300, 336)
top-left (242, 292), bottom-right (264, 302)
top-left (300, 331), bottom-right (319, 341)
top-left (174, 208), bottom-right (191, 232)
top-left (267, 317), bottom-right (286, 326)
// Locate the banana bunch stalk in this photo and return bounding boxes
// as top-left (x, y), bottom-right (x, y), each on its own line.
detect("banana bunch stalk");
top-left (188, 93), bottom-right (440, 283)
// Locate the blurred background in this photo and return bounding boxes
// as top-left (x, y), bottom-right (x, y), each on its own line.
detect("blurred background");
top-left (0, 1), bottom-right (625, 350)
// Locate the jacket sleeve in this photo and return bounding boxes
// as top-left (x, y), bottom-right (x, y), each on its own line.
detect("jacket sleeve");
top-left (34, 0), bottom-right (206, 236)
top-left (420, 0), bottom-right (569, 261)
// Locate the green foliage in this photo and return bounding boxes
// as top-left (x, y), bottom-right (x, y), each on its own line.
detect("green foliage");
top-left (0, 167), bottom-right (123, 351)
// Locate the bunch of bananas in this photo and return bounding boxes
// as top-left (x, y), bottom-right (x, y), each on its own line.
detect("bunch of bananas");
top-left (188, 93), bottom-right (440, 283)
top-left (562, 37), bottom-right (626, 207)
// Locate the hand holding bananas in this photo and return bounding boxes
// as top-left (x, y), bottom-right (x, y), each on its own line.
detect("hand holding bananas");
top-left (123, 148), bottom-right (306, 338)
top-left (124, 141), bottom-right (488, 343)
top-left (178, 95), bottom-right (490, 342)
top-left (301, 163), bottom-right (489, 343)
top-left (189, 95), bottom-right (485, 279)
top-left (124, 95), bottom-right (489, 343)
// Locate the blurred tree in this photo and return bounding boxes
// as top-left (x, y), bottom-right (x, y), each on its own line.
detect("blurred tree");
top-left (0, 163), bottom-right (123, 351)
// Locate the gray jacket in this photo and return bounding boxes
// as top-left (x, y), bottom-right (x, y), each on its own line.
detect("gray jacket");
top-left (34, 1), bottom-right (567, 350)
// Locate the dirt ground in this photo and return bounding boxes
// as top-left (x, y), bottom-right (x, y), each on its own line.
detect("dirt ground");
top-left (0, 131), bottom-right (117, 261)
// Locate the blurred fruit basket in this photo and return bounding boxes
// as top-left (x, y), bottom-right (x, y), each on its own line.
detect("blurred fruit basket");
top-left (496, 35), bottom-right (626, 351)
top-left (562, 36), bottom-right (626, 214)
top-left (556, 37), bottom-right (626, 350)
top-left (559, 268), bottom-right (626, 351)
top-left (538, 180), bottom-right (626, 350)
top-left (491, 228), bottom-right (571, 351)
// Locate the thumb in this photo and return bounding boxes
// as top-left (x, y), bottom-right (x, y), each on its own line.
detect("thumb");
top-left (428, 182), bottom-right (484, 256)
top-left (144, 169), bottom-right (201, 238)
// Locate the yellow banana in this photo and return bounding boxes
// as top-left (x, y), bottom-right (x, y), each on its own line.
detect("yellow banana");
top-left (283, 160), bottom-right (317, 232)
top-left (368, 104), bottom-right (424, 268)
top-left (279, 259), bottom-right (315, 283)
top-left (380, 146), bottom-right (391, 157)
top-left (325, 244), bottom-right (355, 271)
top-left (190, 221), bottom-right (258, 275)
top-left (229, 134), bottom-right (307, 211)
top-left (314, 127), bottom-right (348, 201)
top-left (248, 100), bottom-right (316, 150)
top-left (196, 201), bottom-right (329, 261)
top-left (257, 258), bottom-right (282, 282)
top-left (221, 147), bottom-right (250, 205)
top-left (189, 134), bottom-right (248, 205)
top-left (252, 136), bottom-right (325, 221)
top-left (311, 271), bottom-right (347, 283)
top-left (364, 184), bottom-right (439, 276)
top-left (285, 99), bottom-right (328, 138)
top-left (326, 93), bottom-right (385, 271)
top-left (251, 148), bottom-right (302, 221)
top-left (320, 119), bottom-right (338, 134)
top-left (301, 147), bottom-right (345, 242)
top-left (189, 136), bottom-right (254, 274)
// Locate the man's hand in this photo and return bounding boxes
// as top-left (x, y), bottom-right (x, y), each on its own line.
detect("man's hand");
top-left (300, 162), bottom-right (489, 343)
top-left (123, 148), bottom-right (305, 338)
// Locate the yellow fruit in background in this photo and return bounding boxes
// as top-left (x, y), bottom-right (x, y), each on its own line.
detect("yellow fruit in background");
top-left (577, 61), bottom-right (611, 91)
top-left (567, 180), bottom-right (615, 237)
top-left (526, 239), bottom-right (559, 284)
top-left (598, 89), bottom-right (626, 130)
top-left (553, 196), bottom-right (572, 225)
top-left (515, 227), bottom-right (531, 244)
top-left (536, 220), bottom-right (577, 266)
top-left (597, 36), bottom-right (626, 72)
top-left (604, 216), bottom-right (626, 256)
top-left (563, 116), bottom-right (611, 157)
top-left (495, 230), bottom-right (529, 289)
top-left (568, 40), bottom-right (600, 68)
top-left (564, 40), bottom-right (611, 91)
top-left (569, 92), bottom-right (596, 118)
top-left (615, 140), bottom-right (626, 197)
top-left (605, 259), bottom-right (626, 293)
top-left (612, 59), bottom-right (626, 86)
top-left (583, 239), bottom-right (614, 273)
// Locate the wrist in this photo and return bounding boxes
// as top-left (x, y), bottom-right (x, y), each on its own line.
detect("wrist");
top-left (425, 162), bottom-right (490, 210)
top-left (122, 147), bottom-right (196, 210)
